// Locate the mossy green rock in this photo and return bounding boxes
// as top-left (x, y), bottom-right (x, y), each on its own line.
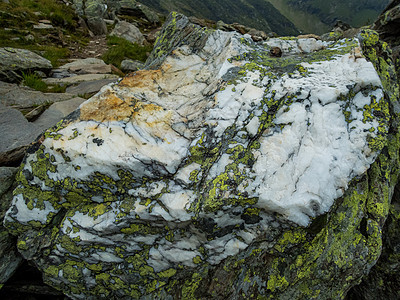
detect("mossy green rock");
top-left (3, 13), bottom-right (400, 299)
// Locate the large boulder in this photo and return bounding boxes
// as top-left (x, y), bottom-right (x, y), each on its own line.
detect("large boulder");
top-left (3, 13), bottom-right (400, 299)
top-left (0, 48), bottom-right (52, 83)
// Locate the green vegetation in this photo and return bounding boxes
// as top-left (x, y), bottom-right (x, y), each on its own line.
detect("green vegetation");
top-left (142, 0), bottom-right (300, 35)
top-left (22, 72), bottom-right (66, 93)
top-left (102, 36), bottom-right (153, 68)
top-left (271, 0), bottom-right (390, 33)
top-left (0, 0), bottom-right (89, 67)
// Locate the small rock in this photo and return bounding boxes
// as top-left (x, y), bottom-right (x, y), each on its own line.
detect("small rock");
top-left (120, 59), bottom-right (144, 72)
top-left (24, 104), bottom-right (48, 122)
top-left (270, 46), bottom-right (282, 57)
top-left (247, 28), bottom-right (268, 42)
top-left (33, 70), bottom-right (46, 78)
top-left (50, 68), bottom-right (75, 79)
top-left (24, 34), bottom-right (35, 42)
top-left (33, 23), bottom-right (54, 29)
top-left (216, 20), bottom-right (236, 32)
top-left (110, 20), bottom-right (145, 45)
top-left (87, 17), bottom-right (107, 35)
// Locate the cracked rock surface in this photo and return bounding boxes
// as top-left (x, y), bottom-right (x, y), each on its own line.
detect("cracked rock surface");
top-left (3, 13), bottom-right (400, 299)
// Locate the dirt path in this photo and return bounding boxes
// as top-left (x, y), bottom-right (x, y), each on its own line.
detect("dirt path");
top-left (69, 35), bottom-right (108, 59)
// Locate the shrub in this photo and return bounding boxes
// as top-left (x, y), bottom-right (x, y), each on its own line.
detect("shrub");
top-left (22, 72), bottom-right (48, 92)
top-left (102, 36), bottom-right (153, 68)
top-left (22, 72), bottom-right (66, 93)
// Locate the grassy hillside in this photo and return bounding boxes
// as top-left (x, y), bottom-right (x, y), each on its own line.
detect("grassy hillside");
top-left (267, 0), bottom-right (390, 34)
top-left (0, 0), bottom-right (86, 66)
top-left (140, 0), bottom-right (300, 36)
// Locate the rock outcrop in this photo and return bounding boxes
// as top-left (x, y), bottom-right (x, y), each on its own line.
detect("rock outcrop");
top-left (71, 0), bottom-right (160, 35)
top-left (372, 0), bottom-right (400, 80)
top-left (3, 12), bottom-right (400, 299)
top-left (0, 48), bottom-right (53, 83)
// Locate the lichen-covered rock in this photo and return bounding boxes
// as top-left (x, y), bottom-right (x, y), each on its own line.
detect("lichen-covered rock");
top-left (3, 13), bottom-right (400, 299)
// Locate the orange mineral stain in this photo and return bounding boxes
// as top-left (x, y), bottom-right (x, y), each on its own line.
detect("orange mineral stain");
top-left (80, 91), bottom-right (136, 122)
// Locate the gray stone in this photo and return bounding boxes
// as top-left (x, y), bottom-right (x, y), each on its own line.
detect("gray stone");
top-left (65, 78), bottom-right (119, 96)
top-left (0, 167), bottom-right (17, 198)
top-left (43, 74), bottom-right (119, 85)
top-left (59, 58), bottom-right (112, 75)
top-left (0, 103), bottom-right (42, 166)
top-left (51, 68), bottom-right (76, 79)
top-left (24, 34), bottom-right (35, 42)
top-left (0, 47), bottom-right (52, 83)
top-left (120, 59), bottom-right (144, 72)
top-left (110, 20), bottom-right (145, 45)
top-left (33, 23), bottom-right (54, 30)
top-left (87, 17), bottom-right (107, 35)
top-left (0, 81), bottom-right (76, 111)
top-left (0, 166), bottom-right (22, 284)
top-left (34, 97), bottom-right (86, 132)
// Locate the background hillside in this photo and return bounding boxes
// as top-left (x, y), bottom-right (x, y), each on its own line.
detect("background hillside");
top-left (140, 0), bottom-right (300, 35)
top-left (267, 0), bottom-right (391, 34)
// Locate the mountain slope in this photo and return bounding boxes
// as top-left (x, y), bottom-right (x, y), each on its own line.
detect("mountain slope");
top-left (267, 0), bottom-right (391, 34)
top-left (140, 0), bottom-right (300, 35)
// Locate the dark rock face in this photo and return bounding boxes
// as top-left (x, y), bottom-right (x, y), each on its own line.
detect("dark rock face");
top-left (373, 0), bottom-right (400, 44)
top-left (2, 12), bottom-right (400, 299)
top-left (0, 167), bottom-right (23, 284)
top-left (346, 2), bottom-right (400, 298)
top-left (372, 0), bottom-right (400, 80)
